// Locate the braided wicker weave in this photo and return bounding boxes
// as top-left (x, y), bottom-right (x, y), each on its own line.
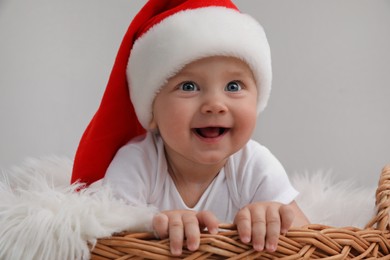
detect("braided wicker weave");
top-left (91, 165), bottom-right (390, 259)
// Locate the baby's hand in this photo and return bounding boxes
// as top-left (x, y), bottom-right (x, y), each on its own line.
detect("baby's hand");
top-left (152, 210), bottom-right (219, 256)
top-left (234, 202), bottom-right (294, 252)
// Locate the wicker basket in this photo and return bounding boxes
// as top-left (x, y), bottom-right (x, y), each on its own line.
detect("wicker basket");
top-left (91, 165), bottom-right (390, 259)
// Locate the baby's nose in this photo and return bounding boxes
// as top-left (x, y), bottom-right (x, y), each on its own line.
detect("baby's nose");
top-left (200, 97), bottom-right (228, 114)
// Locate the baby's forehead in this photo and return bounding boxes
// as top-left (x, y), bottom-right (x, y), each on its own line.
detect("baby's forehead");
top-left (172, 56), bottom-right (254, 77)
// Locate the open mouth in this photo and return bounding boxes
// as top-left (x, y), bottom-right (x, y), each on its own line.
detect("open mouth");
top-left (193, 127), bottom-right (230, 138)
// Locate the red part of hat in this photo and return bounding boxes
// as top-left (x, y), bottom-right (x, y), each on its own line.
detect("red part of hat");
top-left (71, 0), bottom-right (239, 186)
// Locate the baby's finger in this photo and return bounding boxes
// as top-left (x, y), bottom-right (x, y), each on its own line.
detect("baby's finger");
top-left (197, 211), bottom-right (219, 235)
top-left (182, 213), bottom-right (200, 251)
top-left (250, 207), bottom-right (266, 251)
top-left (234, 207), bottom-right (252, 244)
top-left (152, 213), bottom-right (169, 239)
top-left (280, 205), bottom-right (294, 234)
top-left (265, 207), bottom-right (281, 252)
top-left (168, 214), bottom-right (184, 256)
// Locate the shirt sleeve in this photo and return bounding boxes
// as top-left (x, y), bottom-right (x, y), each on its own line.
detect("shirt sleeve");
top-left (103, 135), bottom-right (157, 207)
top-left (234, 140), bottom-right (299, 207)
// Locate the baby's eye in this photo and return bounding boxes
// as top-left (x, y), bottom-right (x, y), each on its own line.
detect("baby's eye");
top-left (225, 81), bottom-right (242, 92)
top-left (180, 81), bottom-right (199, 92)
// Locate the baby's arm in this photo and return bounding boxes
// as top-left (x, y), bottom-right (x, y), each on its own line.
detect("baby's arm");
top-left (234, 200), bottom-right (309, 252)
top-left (152, 210), bottom-right (219, 256)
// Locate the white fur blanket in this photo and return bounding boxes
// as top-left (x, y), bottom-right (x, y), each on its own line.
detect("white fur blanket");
top-left (0, 157), bottom-right (376, 260)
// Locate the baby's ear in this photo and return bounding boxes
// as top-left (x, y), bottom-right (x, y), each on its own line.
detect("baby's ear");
top-left (148, 118), bottom-right (158, 130)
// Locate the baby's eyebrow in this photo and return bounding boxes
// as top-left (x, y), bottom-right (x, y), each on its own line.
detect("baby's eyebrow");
top-left (220, 69), bottom-right (255, 81)
top-left (225, 70), bottom-right (249, 76)
top-left (169, 70), bottom-right (198, 81)
top-left (175, 70), bottom-right (197, 77)
top-left (177, 68), bottom-right (250, 78)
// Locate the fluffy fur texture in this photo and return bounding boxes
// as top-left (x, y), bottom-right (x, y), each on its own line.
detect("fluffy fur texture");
top-left (0, 157), bottom-right (377, 259)
top-left (292, 170), bottom-right (376, 228)
top-left (0, 157), bottom-right (156, 260)
top-left (129, 7), bottom-right (272, 128)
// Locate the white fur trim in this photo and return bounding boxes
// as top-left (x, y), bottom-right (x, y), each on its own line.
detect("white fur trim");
top-left (0, 156), bottom-right (157, 260)
top-left (292, 170), bottom-right (376, 228)
top-left (128, 7), bottom-right (272, 128)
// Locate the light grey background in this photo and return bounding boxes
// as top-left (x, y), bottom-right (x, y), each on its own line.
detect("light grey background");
top-left (0, 0), bottom-right (389, 187)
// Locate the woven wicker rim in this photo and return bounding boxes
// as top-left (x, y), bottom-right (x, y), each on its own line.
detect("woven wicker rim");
top-left (91, 165), bottom-right (390, 259)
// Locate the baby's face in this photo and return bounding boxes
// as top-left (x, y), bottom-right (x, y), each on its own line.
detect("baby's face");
top-left (150, 56), bottom-right (258, 167)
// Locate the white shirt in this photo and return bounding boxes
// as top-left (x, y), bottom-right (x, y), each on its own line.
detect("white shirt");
top-left (104, 132), bottom-right (298, 222)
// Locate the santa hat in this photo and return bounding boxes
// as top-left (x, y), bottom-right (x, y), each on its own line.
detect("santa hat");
top-left (71, 0), bottom-right (272, 185)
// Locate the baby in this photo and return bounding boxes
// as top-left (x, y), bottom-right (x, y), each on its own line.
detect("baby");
top-left (71, 0), bottom-right (309, 256)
